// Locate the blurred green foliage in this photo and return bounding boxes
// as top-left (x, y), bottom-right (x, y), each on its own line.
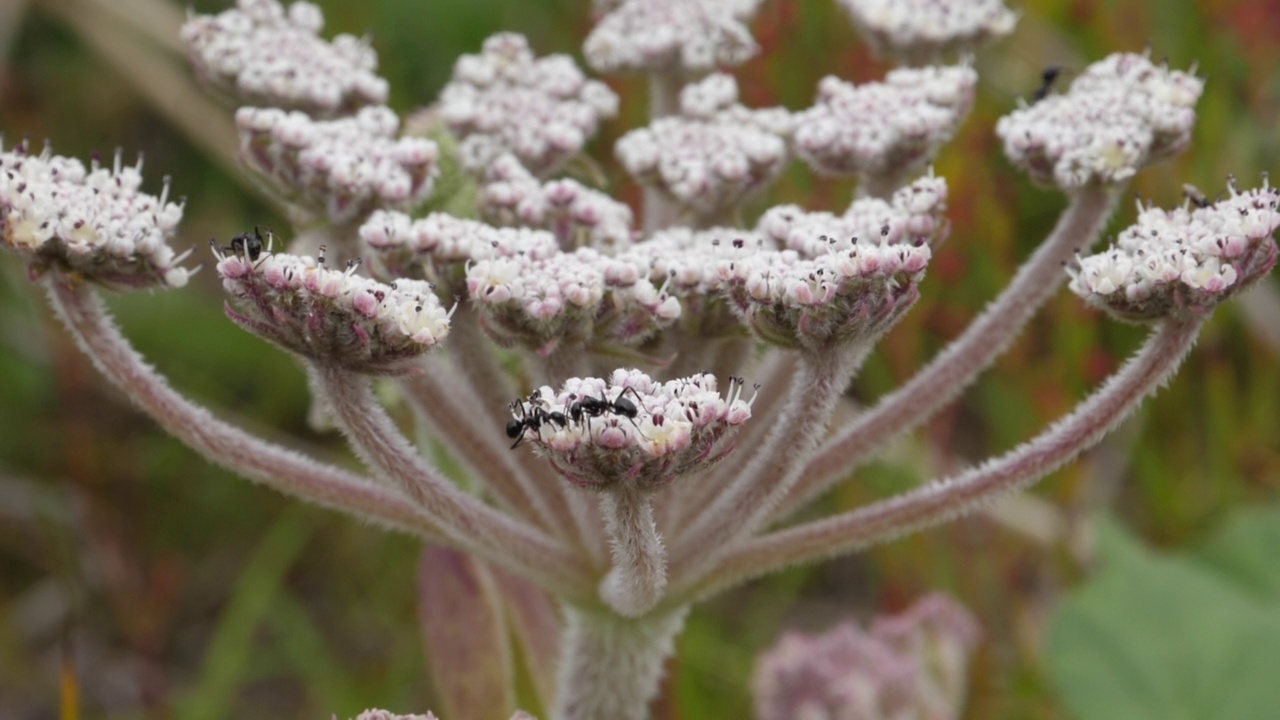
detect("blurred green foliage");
top-left (1, 0), bottom-right (1277, 718)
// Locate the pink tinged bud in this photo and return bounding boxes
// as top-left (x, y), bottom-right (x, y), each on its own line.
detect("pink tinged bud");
top-left (1070, 178), bottom-right (1278, 322)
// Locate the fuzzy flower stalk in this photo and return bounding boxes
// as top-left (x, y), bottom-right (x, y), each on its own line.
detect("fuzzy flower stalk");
top-left (4, 0), bottom-right (1276, 718)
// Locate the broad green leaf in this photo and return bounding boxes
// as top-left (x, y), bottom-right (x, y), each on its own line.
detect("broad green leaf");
top-left (1048, 516), bottom-right (1280, 720)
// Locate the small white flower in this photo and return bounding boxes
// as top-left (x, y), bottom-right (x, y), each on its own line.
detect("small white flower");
top-left (1069, 178), bottom-right (1279, 322)
top-left (0, 143), bottom-right (190, 290)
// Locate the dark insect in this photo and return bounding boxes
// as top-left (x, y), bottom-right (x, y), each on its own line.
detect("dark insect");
top-left (506, 399), bottom-right (568, 449)
top-left (568, 386), bottom-right (642, 424)
top-left (1032, 65), bottom-right (1064, 104)
top-left (1182, 184), bottom-right (1211, 208)
top-left (214, 225), bottom-right (274, 262)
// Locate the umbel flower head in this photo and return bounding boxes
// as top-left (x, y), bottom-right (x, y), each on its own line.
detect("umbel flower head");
top-left (793, 66), bottom-right (977, 185)
top-left (837, 0), bottom-right (1018, 65)
top-left (359, 210), bottom-right (560, 301)
top-left (439, 33), bottom-right (619, 176)
top-left (479, 153), bottom-right (635, 252)
top-left (215, 239), bottom-right (452, 374)
top-left (236, 105), bottom-right (440, 224)
top-left (510, 369), bottom-right (756, 491)
top-left (467, 246), bottom-right (681, 352)
top-left (181, 0), bottom-right (389, 115)
top-left (615, 73), bottom-right (792, 223)
top-left (759, 173), bottom-right (951, 256)
top-left (0, 142), bottom-right (191, 290)
top-left (753, 593), bottom-right (981, 720)
top-left (997, 51), bottom-right (1203, 190)
top-left (1069, 177), bottom-right (1280, 323)
top-left (584, 0), bottom-right (765, 74)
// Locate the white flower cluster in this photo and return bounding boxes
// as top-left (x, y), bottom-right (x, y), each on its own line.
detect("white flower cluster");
top-left (236, 106), bottom-right (439, 223)
top-left (754, 594), bottom-right (981, 720)
top-left (837, 0), bottom-right (1017, 64)
top-left (216, 247), bottom-right (452, 374)
top-left (759, 173), bottom-right (950, 257)
top-left (997, 52), bottom-right (1203, 189)
top-left (181, 0), bottom-right (388, 116)
top-left (480, 154), bottom-right (635, 252)
top-left (616, 74), bottom-right (791, 221)
top-left (718, 231), bottom-right (932, 350)
top-left (359, 210), bottom-right (560, 298)
top-left (794, 66), bottom-right (977, 181)
top-left (618, 229), bottom-right (771, 337)
top-left (467, 247), bottom-right (682, 349)
top-left (0, 144), bottom-right (190, 290)
top-left (511, 369), bottom-right (756, 490)
top-left (1068, 179), bottom-right (1280, 322)
top-left (583, 0), bottom-right (765, 74)
top-left (439, 33), bottom-right (619, 176)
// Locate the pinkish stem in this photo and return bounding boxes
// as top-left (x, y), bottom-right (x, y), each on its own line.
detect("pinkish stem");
top-left (401, 363), bottom-right (564, 533)
top-left (669, 345), bottom-right (864, 585)
top-left (43, 277), bottom-right (444, 542)
top-left (774, 182), bottom-right (1122, 522)
top-left (312, 362), bottom-right (593, 601)
top-left (598, 486), bottom-right (667, 617)
top-left (683, 318), bottom-right (1204, 603)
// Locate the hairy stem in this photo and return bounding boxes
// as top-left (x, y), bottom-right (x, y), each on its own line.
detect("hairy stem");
top-left (553, 606), bottom-right (688, 720)
top-left (401, 363), bottom-right (563, 533)
top-left (683, 318), bottom-right (1203, 603)
top-left (313, 363), bottom-right (593, 601)
top-left (43, 277), bottom-right (446, 541)
top-left (598, 487), bottom-right (667, 617)
top-left (669, 346), bottom-right (862, 585)
top-left (775, 182), bottom-right (1122, 521)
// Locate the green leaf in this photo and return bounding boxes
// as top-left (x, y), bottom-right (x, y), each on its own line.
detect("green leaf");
top-left (1048, 513), bottom-right (1280, 720)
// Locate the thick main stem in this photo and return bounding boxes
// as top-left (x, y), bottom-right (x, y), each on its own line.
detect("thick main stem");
top-left (313, 363), bottom-right (593, 601)
top-left (775, 182), bottom-right (1122, 521)
top-left (684, 318), bottom-right (1204, 603)
top-left (599, 487), bottom-right (666, 617)
top-left (669, 347), bottom-right (859, 585)
top-left (554, 606), bottom-right (688, 720)
top-left (44, 277), bottom-right (445, 541)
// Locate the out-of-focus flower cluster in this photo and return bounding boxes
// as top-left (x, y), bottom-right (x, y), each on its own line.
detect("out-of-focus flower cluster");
top-left (352, 710), bottom-right (537, 720)
top-left (997, 52), bottom-right (1203, 189)
top-left (439, 33), bottom-right (619, 176)
top-left (0, 142), bottom-right (190, 289)
top-left (236, 106), bottom-right (440, 223)
top-left (584, 0), bottom-right (765, 74)
top-left (794, 67), bottom-right (977, 184)
top-left (479, 154), bottom-right (635, 252)
top-left (181, 0), bottom-right (388, 115)
top-left (754, 594), bottom-right (981, 720)
top-left (837, 0), bottom-right (1017, 65)
top-left (616, 73), bottom-right (792, 222)
top-left (511, 369), bottom-right (756, 491)
top-left (1069, 179), bottom-right (1280, 322)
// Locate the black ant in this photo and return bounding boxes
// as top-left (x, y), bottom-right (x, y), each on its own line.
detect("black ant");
top-left (212, 225), bottom-right (274, 264)
top-left (568, 386), bottom-right (643, 423)
top-left (506, 398), bottom-right (568, 449)
top-left (1031, 65), bottom-right (1065, 104)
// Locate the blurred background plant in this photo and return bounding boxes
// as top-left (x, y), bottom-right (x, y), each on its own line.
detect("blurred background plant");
top-left (0, 0), bottom-right (1276, 718)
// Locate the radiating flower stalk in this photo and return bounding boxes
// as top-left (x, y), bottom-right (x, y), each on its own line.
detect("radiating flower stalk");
top-left (2, 1), bottom-right (1276, 718)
